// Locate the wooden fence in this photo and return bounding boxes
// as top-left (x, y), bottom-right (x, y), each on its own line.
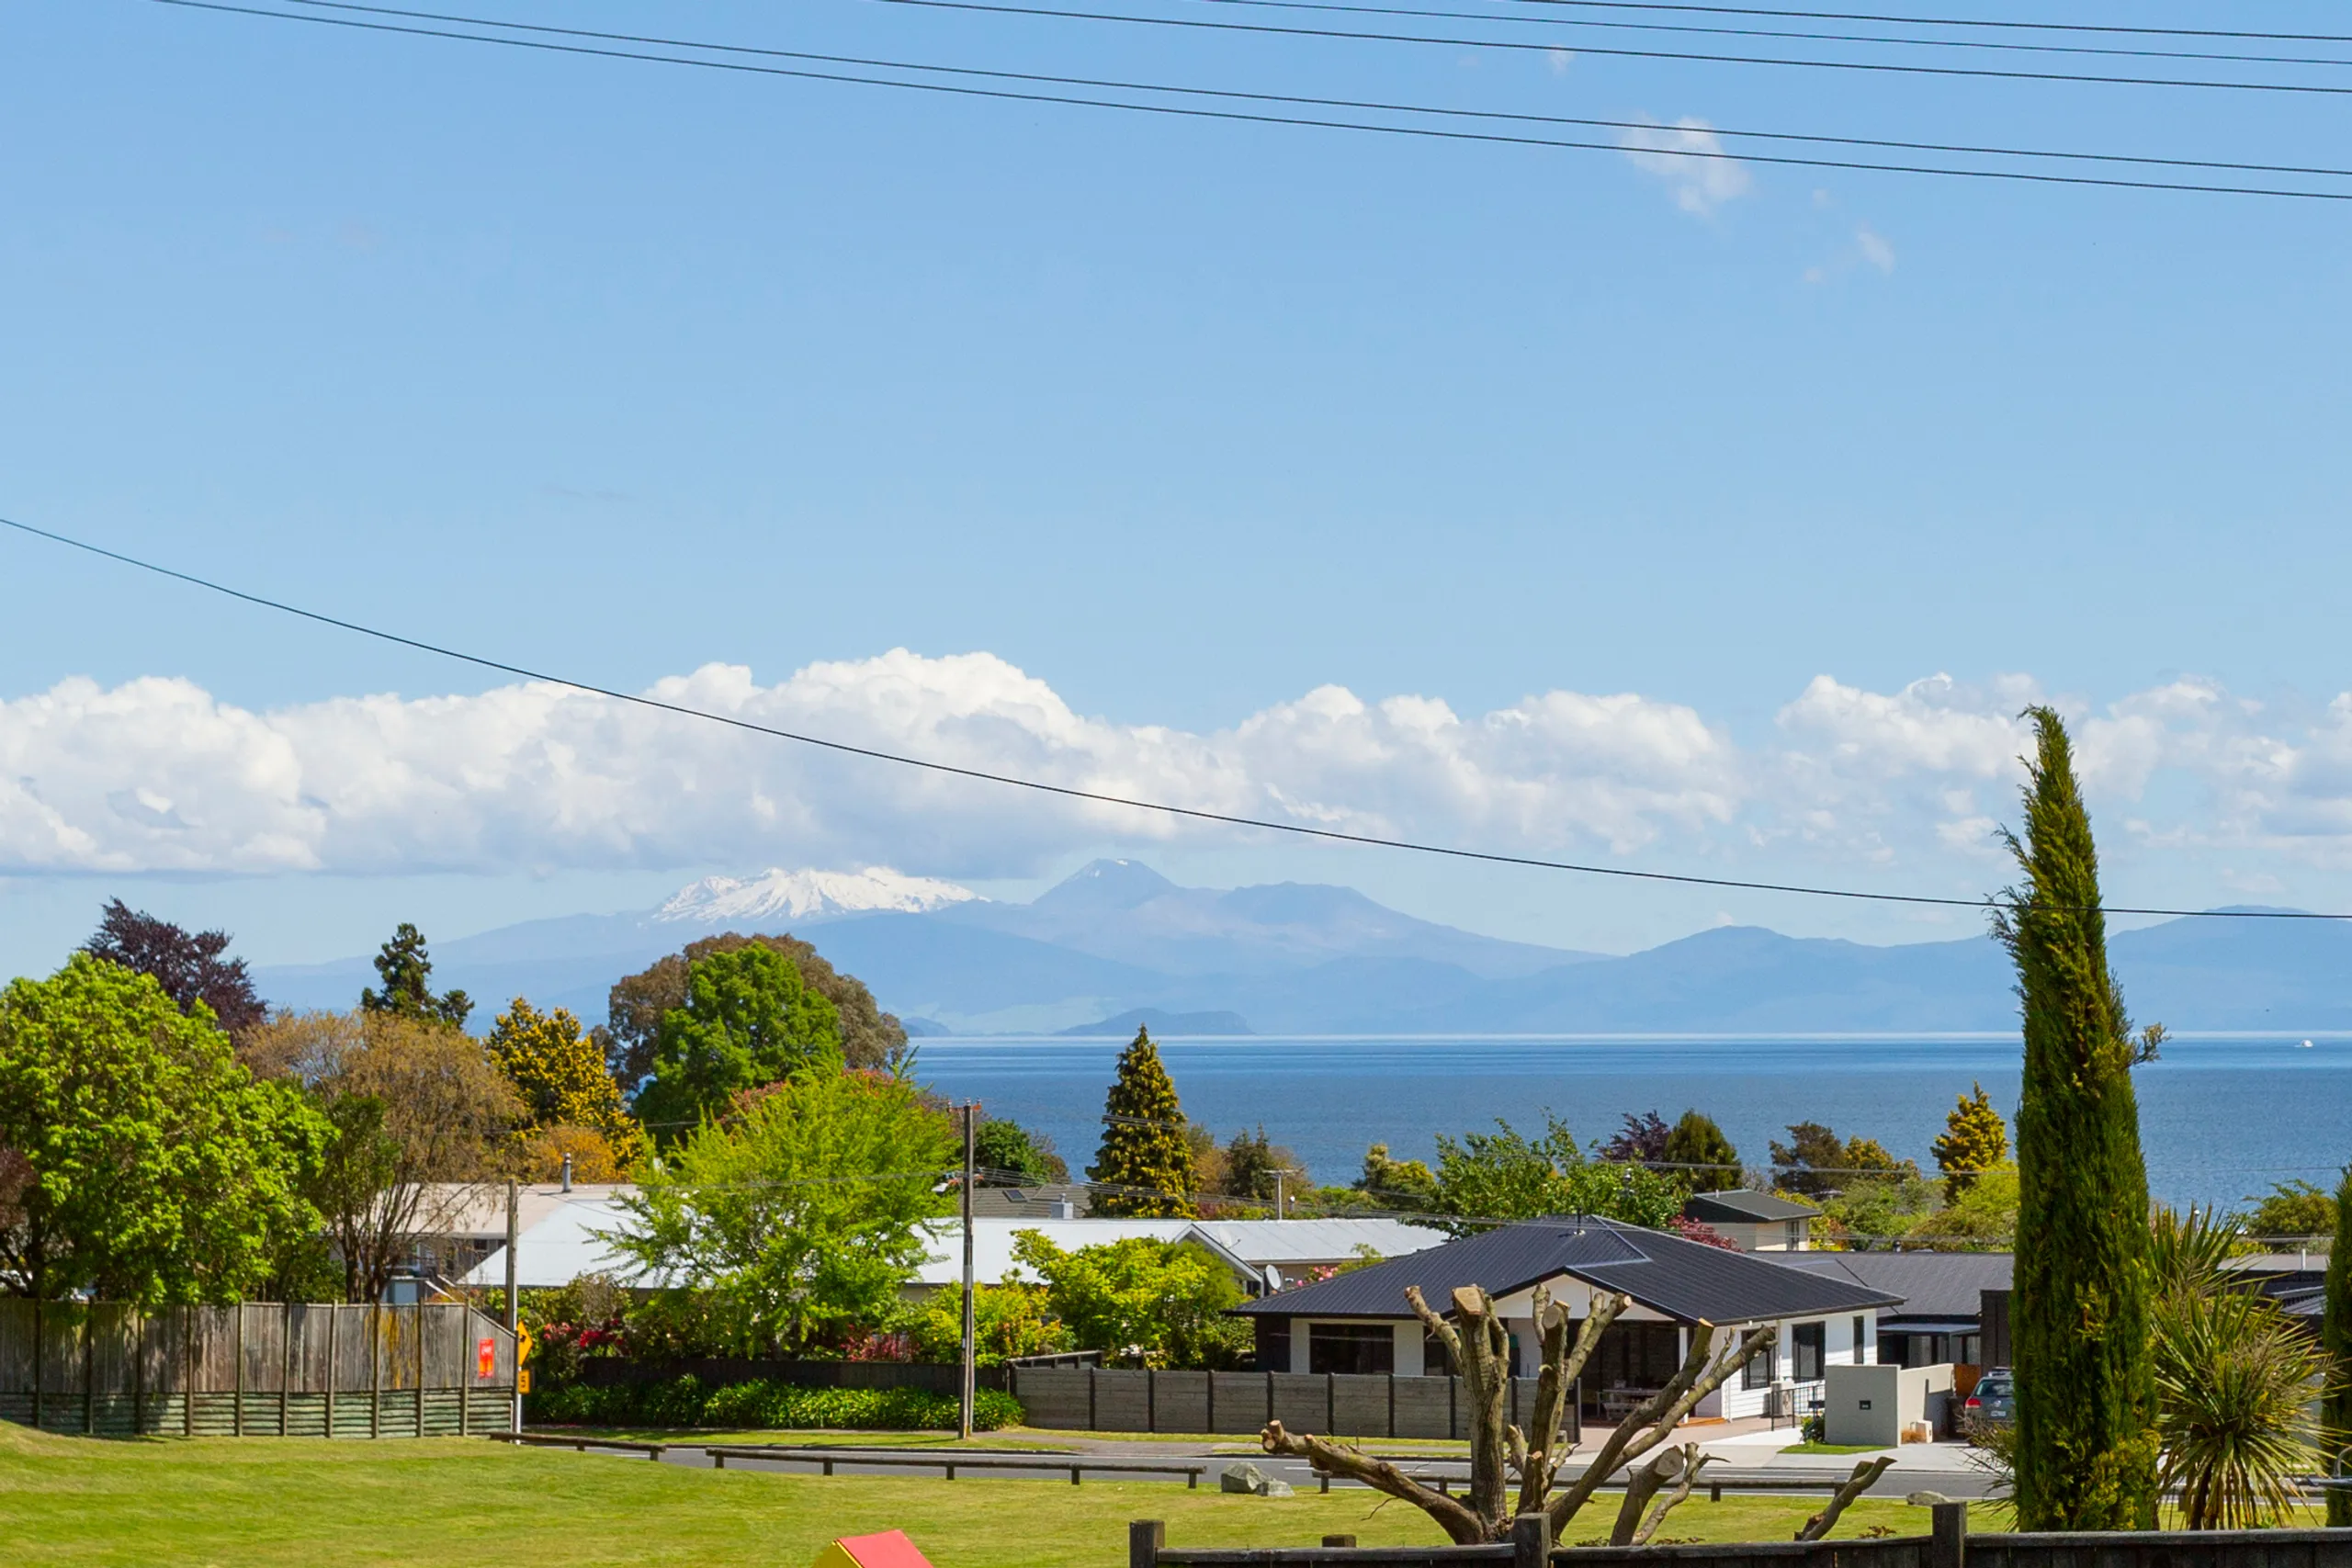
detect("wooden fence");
top-left (0, 1300), bottom-right (517, 1438)
top-left (1013, 1365), bottom-right (1577, 1443)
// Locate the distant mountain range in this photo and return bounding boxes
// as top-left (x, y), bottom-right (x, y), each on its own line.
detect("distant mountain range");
top-left (253, 860), bottom-right (2352, 1035)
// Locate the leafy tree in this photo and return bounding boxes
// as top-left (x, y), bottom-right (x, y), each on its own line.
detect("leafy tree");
top-left (1599, 1111), bottom-right (1671, 1165)
top-left (633, 945), bottom-right (843, 1141)
top-left (84, 899), bottom-right (267, 1043)
top-left (1910, 1161), bottom-right (2019, 1252)
top-left (1820, 1174), bottom-right (1939, 1251)
top-left (973, 1117), bottom-right (1068, 1185)
top-left (1087, 1028), bottom-right (1195, 1218)
top-left (2148, 1206), bottom-right (2327, 1529)
top-left (1661, 1111), bottom-right (1741, 1193)
top-left (602, 933), bottom-right (909, 1090)
top-left (1429, 1114), bottom-right (1686, 1234)
top-left (0, 954), bottom-right (328, 1303)
top-left (1770, 1122), bottom-right (1917, 1200)
top-left (244, 1010), bottom-right (522, 1301)
top-left (905, 1278), bottom-right (1071, 1365)
top-left (609, 1070), bottom-right (956, 1355)
top-left (2325, 1165), bottom-right (2352, 1528)
top-left (1009, 1230), bottom-right (1250, 1369)
top-left (2243, 1179), bottom-right (2336, 1238)
top-left (487, 998), bottom-right (645, 1169)
top-left (1996, 706), bottom-right (2160, 1531)
top-left (1357, 1143), bottom-right (1440, 1211)
top-left (1214, 1125), bottom-right (1301, 1205)
top-left (359, 922), bottom-right (472, 1028)
top-left (1932, 1083), bottom-right (2010, 1194)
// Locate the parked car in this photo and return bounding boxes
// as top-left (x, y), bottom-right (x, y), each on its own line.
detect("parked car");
top-left (1962, 1369), bottom-right (2014, 1427)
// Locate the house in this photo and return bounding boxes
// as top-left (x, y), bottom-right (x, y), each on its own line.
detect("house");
top-left (1232, 1216), bottom-right (1898, 1420)
top-left (911, 1216), bottom-right (1446, 1297)
top-left (456, 1187), bottom-right (645, 1291)
top-left (968, 1183), bottom-right (1093, 1219)
top-left (1680, 1190), bottom-right (1818, 1252)
top-left (1772, 1250), bottom-right (2012, 1368)
top-left (1190, 1218), bottom-right (1448, 1292)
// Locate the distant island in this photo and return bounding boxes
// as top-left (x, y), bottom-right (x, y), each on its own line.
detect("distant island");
top-left (1057, 1008), bottom-right (1254, 1037)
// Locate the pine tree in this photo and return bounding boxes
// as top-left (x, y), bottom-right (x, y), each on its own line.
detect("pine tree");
top-left (1931, 1082), bottom-right (2009, 1195)
top-left (1662, 1110), bottom-right (1741, 1192)
top-left (1996, 707), bottom-right (2159, 1531)
top-left (360, 923), bottom-right (472, 1028)
top-left (1087, 1027), bottom-right (1195, 1217)
top-left (2325, 1163), bottom-right (2351, 1527)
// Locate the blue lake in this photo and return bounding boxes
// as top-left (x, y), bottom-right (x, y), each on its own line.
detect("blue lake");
top-left (916, 1034), bottom-right (2352, 1209)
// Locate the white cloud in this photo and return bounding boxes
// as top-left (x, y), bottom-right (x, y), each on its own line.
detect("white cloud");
top-left (1618, 118), bottom-right (1753, 216)
top-left (1856, 225), bottom-right (1895, 274)
top-left (17, 654), bottom-right (2352, 887)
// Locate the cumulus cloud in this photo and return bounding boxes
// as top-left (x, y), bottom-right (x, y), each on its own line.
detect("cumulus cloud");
top-left (1856, 225), bottom-right (1895, 274)
top-left (14, 653), bottom-right (2352, 884)
top-left (1618, 118), bottom-right (1753, 215)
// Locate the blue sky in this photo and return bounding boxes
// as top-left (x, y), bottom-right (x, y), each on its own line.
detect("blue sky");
top-left (4, 0), bottom-right (2351, 974)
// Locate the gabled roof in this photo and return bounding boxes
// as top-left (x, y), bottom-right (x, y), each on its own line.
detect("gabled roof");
top-left (1772, 1250), bottom-right (2011, 1321)
top-left (1190, 1218), bottom-right (1449, 1267)
top-left (1682, 1190), bottom-right (1819, 1224)
top-left (1234, 1218), bottom-right (1899, 1325)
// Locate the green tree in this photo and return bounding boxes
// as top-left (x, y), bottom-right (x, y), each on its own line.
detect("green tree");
top-left (1907, 1161), bottom-right (2018, 1252)
top-left (1429, 1114), bottom-right (1685, 1234)
top-left (1357, 1143), bottom-right (1440, 1211)
top-left (1009, 1230), bottom-right (1250, 1369)
top-left (2243, 1179), bottom-right (2335, 1239)
top-left (610, 1070), bottom-right (956, 1355)
top-left (1933, 1083), bottom-right (2009, 1194)
top-left (600, 933), bottom-right (910, 1090)
top-left (2325, 1165), bottom-right (2352, 1528)
top-left (1087, 1028), bottom-right (1195, 1217)
top-left (0, 954), bottom-right (329, 1303)
top-left (905, 1278), bottom-right (1071, 1365)
top-left (359, 922), bottom-right (472, 1028)
top-left (487, 997), bottom-right (645, 1169)
top-left (1215, 1125), bottom-right (1300, 1205)
top-left (1823, 1173), bottom-right (1939, 1251)
top-left (634, 945), bottom-right (843, 1140)
top-left (1770, 1122), bottom-right (1917, 1201)
top-left (973, 1118), bottom-right (1067, 1185)
top-left (1996, 706), bottom-right (2160, 1531)
top-left (1662, 1110), bottom-right (1741, 1193)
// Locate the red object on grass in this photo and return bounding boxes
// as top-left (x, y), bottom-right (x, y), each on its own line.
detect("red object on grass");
top-left (823, 1529), bottom-right (935, 1568)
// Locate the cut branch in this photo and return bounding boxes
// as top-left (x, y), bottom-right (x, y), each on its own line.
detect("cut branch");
top-left (1634, 1447), bottom-right (1717, 1545)
top-left (1546, 1322), bottom-right (1776, 1530)
top-left (1260, 1421), bottom-right (1489, 1544)
top-left (1795, 1457), bottom-right (1896, 1540)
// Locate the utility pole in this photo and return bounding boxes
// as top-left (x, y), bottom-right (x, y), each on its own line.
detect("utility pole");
top-left (959, 1102), bottom-right (978, 1442)
top-left (503, 1178), bottom-right (520, 1433)
top-left (1275, 1170), bottom-right (1284, 1221)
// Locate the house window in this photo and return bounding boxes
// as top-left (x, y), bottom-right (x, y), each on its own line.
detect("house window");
top-left (1792, 1322), bottom-right (1826, 1382)
top-left (1853, 1316), bottom-right (1869, 1362)
top-left (1256, 1317), bottom-right (1291, 1373)
top-left (1740, 1337), bottom-right (1775, 1390)
top-left (1423, 1329), bottom-right (1454, 1377)
top-left (1308, 1323), bottom-right (1395, 1376)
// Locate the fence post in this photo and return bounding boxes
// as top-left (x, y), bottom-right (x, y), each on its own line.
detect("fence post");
top-left (1148, 1368), bottom-right (1157, 1435)
top-left (1387, 1371), bottom-right (1396, 1439)
top-left (1930, 1502), bottom-right (1967, 1568)
top-left (30, 1297), bottom-right (40, 1432)
top-left (458, 1310), bottom-right (469, 1438)
top-left (1205, 1368), bottom-right (1215, 1433)
top-left (1511, 1511), bottom-right (1551, 1568)
top-left (132, 1308), bottom-right (145, 1434)
top-left (325, 1307), bottom-right (338, 1440)
top-left (414, 1305), bottom-right (426, 1437)
top-left (182, 1307), bottom-right (194, 1437)
top-left (232, 1303), bottom-right (245, 1437)
top-left (1128, 1519), bottom-right (1164, 1568)
top-left (281, 1304), bottom-right (295, 1436)
top-left (369, 1303), bottom-right (381, 1440)
top-left (1326, 1371), bottom-right (1334, 1435)
top-left (1089, 1368), bottom-right (1098, 1432)
top-left (82, 1305), bottom-right (95, 1435)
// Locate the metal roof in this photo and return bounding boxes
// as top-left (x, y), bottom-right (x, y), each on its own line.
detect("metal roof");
top-left (1681, 1190), bottom-right (1820, 1224)
top-left (1189, 1218), bottom-right (1449, 1266)
top-left (1771, 1250), bottom-right (2012, 1320)
top-left (1234, 1217), bottom-right (1900, 1325)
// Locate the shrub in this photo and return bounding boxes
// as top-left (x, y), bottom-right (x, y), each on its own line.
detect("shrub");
top-left (526, 1376), bottom-right (1021, 1432)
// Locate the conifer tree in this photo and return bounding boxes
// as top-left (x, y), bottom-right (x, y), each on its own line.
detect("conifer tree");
top-left (487, 998), bottom-right (646, 1170)
top-left (1995, 707), bottom-right (2159, 1531)
top-left (1662, 1111), bottom-right (1741, 1192)
top-left (2325, 1163), bottom-right (2351, 1528)
top-left (1087, 1027), bottom-right (1195, 1217)
top-left (1931, 1083), bottom-right (2009, 1195)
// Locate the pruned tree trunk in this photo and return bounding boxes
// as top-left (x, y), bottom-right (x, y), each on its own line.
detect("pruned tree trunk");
top-left (1795, 1457), bottom-right (1896, 1540)
top-left (1260, 1280), bottom-right (1776, 1545)
top-left (1610, 1444), bottom-right (1715, 1545)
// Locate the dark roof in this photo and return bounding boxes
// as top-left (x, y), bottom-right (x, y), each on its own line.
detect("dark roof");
top-left (1235, 1218), bottom-right (1899, 1325)
top-left (968, 1184), bottom-right (1092, 1218)
top-left (1772, 1251), bottom-right (2012, 1321)
top-left (1682, 1190), bottom-right (1819, 1224)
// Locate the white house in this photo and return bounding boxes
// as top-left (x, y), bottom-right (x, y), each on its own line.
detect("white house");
top-left (910, 1215), bottom-right (1446, 1297)
top-left (1232, 1216), bottom-right (1897, 1422)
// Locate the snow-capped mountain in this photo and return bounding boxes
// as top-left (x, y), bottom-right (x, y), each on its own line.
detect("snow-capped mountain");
top-left (652, 866), bottom-right (979, 926)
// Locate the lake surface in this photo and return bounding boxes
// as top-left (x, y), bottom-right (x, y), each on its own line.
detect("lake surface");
top-left (916, 1034), bottom-right (2352, 1209)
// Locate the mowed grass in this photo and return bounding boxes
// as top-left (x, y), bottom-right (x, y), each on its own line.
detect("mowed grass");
top-left (0, 1420), bottom-right (1962, 1568)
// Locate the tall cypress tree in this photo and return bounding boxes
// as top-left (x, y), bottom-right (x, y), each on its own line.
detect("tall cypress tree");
top-left (2325, 1164), bottom-right (2352, 1528)
top-left (1087, 1027), bottom-right (1196, 1218)
top-left (1995, 708), bottom-right (2159, 1530)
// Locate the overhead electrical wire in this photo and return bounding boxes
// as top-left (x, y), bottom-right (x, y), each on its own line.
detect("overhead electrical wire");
top-left (136, 0), bottom-right (2352, 201)
top-left (1476, 0), bottom-right (2352, 47)
top-left (862, 0), bottom-right (2352, 97)
top-left (8, 513), bottom-right (2351, 923)
top-left (1196, 0), bottom-right (2352, 70)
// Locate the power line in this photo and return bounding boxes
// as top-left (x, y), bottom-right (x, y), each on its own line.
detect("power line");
top-left (1480, 0), bottom-right (2352, 47)
top-left (1203, 0), bottom-right (2352, 71)
top-left (140, 1), bottom-right (2352, 199)
top-left (867, 0), bottom-right (2352, 97)
top-left (10, 512), bottom-right (2352, 922)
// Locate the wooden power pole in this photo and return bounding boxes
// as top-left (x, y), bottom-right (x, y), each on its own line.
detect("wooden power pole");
top-left (504, 1179), bottom-right (520, 1433)
top-left (960, 1102), bottom-right (978, 1441)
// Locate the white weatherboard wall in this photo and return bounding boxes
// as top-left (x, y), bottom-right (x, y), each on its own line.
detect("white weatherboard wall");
top-left (1823, 1362), bottom-right (1955, 1448)
top-left (1697, 1313), bottom-right (1871, 1421)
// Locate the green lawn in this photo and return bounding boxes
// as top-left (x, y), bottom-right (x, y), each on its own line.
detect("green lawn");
top-left (0, 1421), bottom-right (1969, 1568)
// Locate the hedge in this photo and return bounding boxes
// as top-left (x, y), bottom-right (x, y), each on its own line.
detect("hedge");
top-left (527, 1375), bottom-right (1023, 1432)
